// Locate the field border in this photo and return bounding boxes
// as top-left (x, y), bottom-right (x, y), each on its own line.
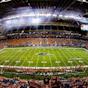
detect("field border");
top-left (0, 48), bottom-right (5, 52)
top-left (0, 65), bottom-right (88, 69)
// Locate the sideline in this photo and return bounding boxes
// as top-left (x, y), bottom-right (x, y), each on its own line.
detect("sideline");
top-left (0, 65), bottom-right (88, 70)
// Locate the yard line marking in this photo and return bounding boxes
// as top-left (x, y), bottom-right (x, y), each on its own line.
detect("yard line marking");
top-left (66, 48), bottom-right (78, 66)
top-left (55, 61), bottom-right (61, 64)
top-left (30, 48), bottom-right (37, 67)
top-left (41, 61), bottom-right (47, 64)
top-left (76, 50), bottom-right (88, 66)
top-left (8, 49), bottom-right (21, 66)
top-left (21, 48), bottom-right (32, 66)
top-left (9, 49), bottom-right (22, 66)
top-left (2, 49), bottom-right (16, 66)
top-left (29, 48), bottom-right (35, 67)
top-left (68, 48), bottom-right (83, 66)
top-left (63, 49), bottom-right (72, 67)
top-left (68, 61), bottom-right (73, 63)
top-left (42, 46), bottom-right (48, 67)
top-left (42, 48), bottom-right (45, 67)
top-left (23, 49), bottom-right (28, 66)
top-left (54, 49), bottom-right (63, 66)
top-left (48, 48), bottom-right (52, 67)
top-left (28, 61), bottom-right (33, 63)
top-left (0, 49), bottom-right (4, 52)
top-left (15, 48), bottom-right (25, 66)
top-left (1, 49), bottom-right (11, 65)
top-left (51, 48), bottom-right (58, 67)
top-left (62, 49), bottom-right (70, 66)
top-left (5, 60), bottom-right (9, 62)
top-left (58, 49), bottom-right (67, 67)
top-left (83, 48), bottom-right (88, 52)
top-left (16, 60), bottom-right (20, 63)
top-left (79, 60), bottom-right (83, 63)
top-left (10, 48), bottom-right (23, 66)
top-left (26, 48), bottom-right (33, 66)
top-left (21, 50), bottom-right (27, 66)
top-left (64, 49), bottom-right (74, 66)
top-left (0, 48), bottom-right (6, 55)
top-left (23, 48), bottom-right (32, 66)
top-left (36, 48), bottom-right (40, 67)
top-left (18, 49), bottom-right (26, 65)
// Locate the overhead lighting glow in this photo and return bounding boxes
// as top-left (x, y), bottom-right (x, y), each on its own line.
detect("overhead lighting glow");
top-left (0, 0), bottom-right (11, 3)
top-left (0, 7), bottom-right (88, 30)
top-left (31, 18), bottom-right (42, 25)
top-left (81, 24), bottom-right (88, 31)
top-left (77, 0), bottom-right (88, 3)
top-left (2, 17), bottom-right (44, 30)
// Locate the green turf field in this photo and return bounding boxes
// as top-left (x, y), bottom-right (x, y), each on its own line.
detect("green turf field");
top-left (0, 47), bottom-right (88, 67)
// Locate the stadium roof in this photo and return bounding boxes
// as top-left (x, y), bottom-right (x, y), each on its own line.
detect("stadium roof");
top-left (0, 0), bottom-right (88, 31)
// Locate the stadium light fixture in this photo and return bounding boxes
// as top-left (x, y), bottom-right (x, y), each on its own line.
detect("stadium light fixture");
top-left (77, 0), bottom-right (88, 3)
top-left (0, 0), bottom-right (11, 3)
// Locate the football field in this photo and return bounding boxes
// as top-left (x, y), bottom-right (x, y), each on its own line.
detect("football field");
top-left (0, 47), bottom-right (88, 67)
